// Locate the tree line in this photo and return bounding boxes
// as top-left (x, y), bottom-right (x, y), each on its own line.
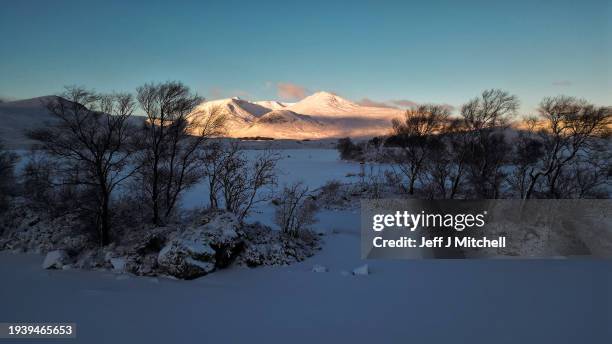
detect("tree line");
top-left (338, 89), bottom-right (611, 200)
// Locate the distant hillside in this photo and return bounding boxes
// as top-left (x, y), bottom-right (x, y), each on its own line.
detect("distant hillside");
top-left (0, 96), bottom-right (60, 147)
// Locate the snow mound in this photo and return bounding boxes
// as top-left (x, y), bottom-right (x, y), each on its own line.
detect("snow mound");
top-left (352, 264), bottom-right (369, 276)
top-left (312, 264), bottom-right (328, 273)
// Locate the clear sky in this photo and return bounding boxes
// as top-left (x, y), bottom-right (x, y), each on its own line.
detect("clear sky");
top-left (0, 0), bottom-right (610, 113)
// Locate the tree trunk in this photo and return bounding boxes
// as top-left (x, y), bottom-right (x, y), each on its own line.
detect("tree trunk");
top-left (151, 155), bottom-right (160, 225)
top-left (99, 193), bottom-right (110, 247)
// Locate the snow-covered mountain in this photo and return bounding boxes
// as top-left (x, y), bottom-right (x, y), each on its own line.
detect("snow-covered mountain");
top-left (193, 91), bottom-right (403, 139)
top-left (192, 97), bottom-right (272, 133)
top-left (0, 96), bottom-right (61, 147)
top-left (253, 100), bottom-right (294, 110)
top-left (0, 91), bottom-right (404, 145)
top-left (237, 109), bottom-right (325, 140)
top-left (285, 91), bottom-right (362, 116)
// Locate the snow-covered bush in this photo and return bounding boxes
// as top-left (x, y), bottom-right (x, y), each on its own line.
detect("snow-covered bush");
top-left (317, 179), bottom-right (345, 205)
top-left (0, 201), bottom-right (93, 254)
top-left (237, 221), bottom-right (320, 267)
top-left (1, 204), bottom-right (320, 278)
top-left (0, 141), bottom-right (18, 212)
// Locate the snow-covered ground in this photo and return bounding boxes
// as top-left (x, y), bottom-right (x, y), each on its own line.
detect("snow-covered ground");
top-left (182, 148), bottom-right (363, 210)
top-left (1, 251), bottom-right (609, 343)
top-left (182, 148), bottom-right (375, 228)
top-left (1, 149), bottom-right (610, 343)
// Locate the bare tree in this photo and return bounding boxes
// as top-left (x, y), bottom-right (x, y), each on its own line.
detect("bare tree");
top-left (28, 87), bottom-right (138, 245)
top-left (275, 182), bottom-right (317, 236)
top-left (421, 135), bottom-right (453, 199)
top-left (459, 89), bottom-right (518, 198)
top-left (217, 143), bottom-right (279, 221)
top-left (523, 97), bottom-right (610, 199)
top-left (388, 104), bottom-right (450, 194)
top-left (506, 117), bottom-right (544, 198)
top-left (554, 151), bottom-right (610, 198)
top-left (202, 142), bottom-right (225, 209)
top-left (135, 81), bottom-right (225, 224)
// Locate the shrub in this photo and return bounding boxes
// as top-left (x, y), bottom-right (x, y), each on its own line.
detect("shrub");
top-left (0, 141), bottom-right (18, 211)
top-left (275, 182), bottom-right (318, 237)
top-left (336, 137), bottom-right (363, 160)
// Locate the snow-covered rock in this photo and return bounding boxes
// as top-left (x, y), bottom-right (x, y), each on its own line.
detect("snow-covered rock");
top-left (109, 257), bottom-right (127, 272)
top-left (74, 249), bottom-right (105, 270)
top-left (312, 264), bottom-right (328, 273)
top-left (157, 211), bottom-right (243, 279)
top-left (42, 250), bottom-right (69, 269)
top-left (352, 264), bottom-right (369, 276)
top-left (157, 239), bottom-right (216, 279)
top-left (2, 204), bottom-right (320, 278)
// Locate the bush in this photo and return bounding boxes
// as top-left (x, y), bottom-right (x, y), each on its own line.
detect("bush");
top-left (274, 182), bottom-right (318, 237)
top-left (0, 142), bottom-right (18, 212)
top-left (336, 137), bottom-right (363, 160)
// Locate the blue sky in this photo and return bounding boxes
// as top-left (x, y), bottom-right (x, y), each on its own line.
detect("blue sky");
top-left (0, 0), bottom-right (609, 113)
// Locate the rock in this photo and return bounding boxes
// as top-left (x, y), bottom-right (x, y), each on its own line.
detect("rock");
top-left (312, 264), bottom-right (328, 273)
top-left (156, 211), bottom-right (243, 279)
top-left (42, 250), bottom-right (69, 269)
top-left (157, 239), bottom-right (216, 279)
top-left (352, 264), bottom-right (369, 276)
top-left (110, 257), bottom-right (127, 272)
top-left (74, 249), bottom-right (105, 269)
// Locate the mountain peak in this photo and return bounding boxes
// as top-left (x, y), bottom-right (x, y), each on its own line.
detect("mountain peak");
top-left (309, 91), bottom-right (337, 97)
top-left (306, 91), bottom-right (346, 102)
top-left (286, 91), bottom-right (359, 115)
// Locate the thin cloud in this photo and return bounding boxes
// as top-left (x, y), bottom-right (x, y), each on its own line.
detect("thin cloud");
top-left (357, 97), bottom-right (456, 112)
top-left (356, 98), bottom-right (419, 109)
top-left (357, 98), bottom-right (398, 108)
top-left (390, 99), bottom-right (418, 108)
top-left (277, 82), bottom-right (308, 101)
